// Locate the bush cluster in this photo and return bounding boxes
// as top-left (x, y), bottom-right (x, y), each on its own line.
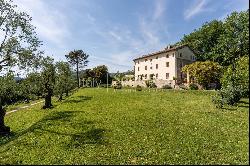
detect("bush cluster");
top-left (189, 83), bottom-right (199, 90)
top-left (212, 85), bottom-right (244, 108)
top-left (162, 85), bottom-right (172, 89)
top-left (136, 85), bottom-right (142, 91)
top-left (145, 80), bottom-right (157, 88)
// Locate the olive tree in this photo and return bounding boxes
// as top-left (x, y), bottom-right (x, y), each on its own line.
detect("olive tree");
top-left (55, 61), bottom-right (75, 100)
top-left (40, 57), bottom-right (55, 109)
top-left (0, 0), bottom-right (42, 134)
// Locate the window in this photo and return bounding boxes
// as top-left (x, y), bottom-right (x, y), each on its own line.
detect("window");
top-left (150, 59), bottom-right (152, 62)
top-left (150, 66), bottom-right (152, 69)
top-left (145, 66), bottom-right (147, 70)
top-left (156, 73), bottom-right (158, 79)
top-left (166, 73), bottom-right (169, 79)
top-left (138, 67), bottom-right (140, 71)
top-left (166, 54), bottom-right (169, 58)
top-left (166, 62), bottom-right (169, 67)
top-left (145, 74), bottom-right (147, 79)
top-left (156, 56), bottom-right (158, 59)
top-left (156, 64), bottom-right (158, 69)
top-left (172, 53), bottom-right (175, 57)
top-left (145, 59), bottom-right (147, 62)
top-left (179, 53), bottom-right (182, 57)
top-left (138, 61), bottom-right (140, 64)
top-left (150, 74), bottom-right (154, 80)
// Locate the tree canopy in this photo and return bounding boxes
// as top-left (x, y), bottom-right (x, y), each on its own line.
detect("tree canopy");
top-left (65, 50), bottom-right (89, 87)
top-left (182, 61), bottom-right (222, 89)
top-left (180, 10), bottom-right (249, 66)
top-left (0, 0), bottom-right (42, 70)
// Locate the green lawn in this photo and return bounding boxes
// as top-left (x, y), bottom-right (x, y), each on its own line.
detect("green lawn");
top-left (0, 88), bottom-right (249, 164)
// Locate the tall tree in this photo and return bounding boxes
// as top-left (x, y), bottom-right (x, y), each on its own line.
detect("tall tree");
top-left (0, 0), bottom-right (42, 134)
top-left (92, 65), bottom-right (108, 84)
top-left (179, 10), bottom-right (249, 66)
top-left (180, 20), bottom-right (224, 61)
top-left (212, 10), bottom-right (249, 66)
top-left (65, 50), bottom-right (89, 88)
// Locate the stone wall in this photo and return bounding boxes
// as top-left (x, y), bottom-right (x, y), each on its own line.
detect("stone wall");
top-left (112, 80), bottom-right (176, 88)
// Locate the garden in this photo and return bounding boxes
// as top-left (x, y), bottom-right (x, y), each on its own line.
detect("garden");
top-left (0, 88), bottom-right (249, 164)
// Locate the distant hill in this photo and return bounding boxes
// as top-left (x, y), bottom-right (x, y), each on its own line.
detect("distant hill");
top-left (14, 77), bottom-right (23, 82)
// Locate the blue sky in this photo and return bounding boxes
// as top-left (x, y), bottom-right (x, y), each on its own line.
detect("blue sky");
top-left (13, 0), bottom-right (249, 73)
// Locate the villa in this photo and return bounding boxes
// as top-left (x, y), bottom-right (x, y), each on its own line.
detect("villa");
top-left (132, 44), bottom-right (196, 87)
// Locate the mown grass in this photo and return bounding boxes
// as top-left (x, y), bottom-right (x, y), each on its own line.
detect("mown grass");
top-left (0, 88), bottom-right (249, 164)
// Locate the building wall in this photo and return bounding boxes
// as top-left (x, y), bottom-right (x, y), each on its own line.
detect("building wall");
top-left (175, 47), bottom-right (196, 82)
top-left (134, 50), bottom-right (176, 81)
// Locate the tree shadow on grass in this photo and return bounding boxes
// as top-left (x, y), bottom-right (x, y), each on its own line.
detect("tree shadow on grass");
top-left (0, 109), bottom-right (109, 150)
top-left (63, 96), bottom-right (92, 104)
top-left (236, 100), bottom-right (249, 108)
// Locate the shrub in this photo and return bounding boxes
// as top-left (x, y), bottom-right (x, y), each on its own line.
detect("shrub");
top-left (212, 85), bottom-right (243, 108)
top-left (136, 85), bottom-right (142, 91)
top-left (162, 85), bottom-right (172, 89)
top-left (178, 84), bottom-right (188, 90)
top-left (113, 81), bottom-right (122, 89)
top-left (189, 83), bottom-right (199, 90)
top-left (145, 80), bottom-right (157, 88)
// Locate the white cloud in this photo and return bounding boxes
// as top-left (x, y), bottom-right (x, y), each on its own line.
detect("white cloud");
top-left (109, 31), bottom-right (122, 41)
top-left (139, 19), bottom-right (160, 47)
top-left (13, 0), bottom-right (71, 46)
top-left (153, 0), bottom-right (166, 20)
top-left (184, 0), bottom-right (210, 20)
top-left (87, 13), bottom-right (96, 23)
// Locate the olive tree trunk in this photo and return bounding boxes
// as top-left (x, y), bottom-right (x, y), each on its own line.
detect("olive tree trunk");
top-left (43, 91), bottom-right (53, 109)
top-left (0, 98), bottom-right (10, 135)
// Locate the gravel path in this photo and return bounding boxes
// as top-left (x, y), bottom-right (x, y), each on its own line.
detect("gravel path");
top-left (6, 100), bottom-right (44, 115)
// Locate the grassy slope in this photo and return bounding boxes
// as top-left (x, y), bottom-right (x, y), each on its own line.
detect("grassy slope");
top-left (0, 88), bottom-right (249, 164)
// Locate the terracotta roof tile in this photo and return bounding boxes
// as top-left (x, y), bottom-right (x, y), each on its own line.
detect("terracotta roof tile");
top-left (133, 44), bottom-right (189, 61)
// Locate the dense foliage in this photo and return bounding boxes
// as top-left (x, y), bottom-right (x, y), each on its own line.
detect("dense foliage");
top-left (212, 56), bottom-right (249, 108)
top-left (80, 65), bottom-right (112, 87)
top-left (220, 56), bottom-right (249, 97)
top-left (180, 10), bottom-right (249, 66)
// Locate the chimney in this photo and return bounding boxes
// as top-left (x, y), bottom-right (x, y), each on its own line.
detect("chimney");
top-left (165, 45), bottom-right (172, 50)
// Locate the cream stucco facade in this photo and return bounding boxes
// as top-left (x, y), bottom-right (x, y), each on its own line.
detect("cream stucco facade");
top-left (133, 45), bottom-right (196, 84)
